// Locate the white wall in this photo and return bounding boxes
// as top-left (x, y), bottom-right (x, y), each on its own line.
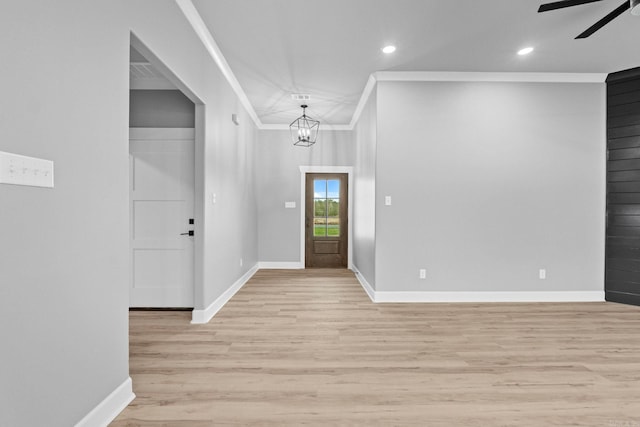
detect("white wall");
top-left (375, 81), bottom-right (606, 292)
top-left (353, 88), bottom-right (377, 288)
top-left (256, 130), bottom-right (353, 264)
top-left (0, 1), bottom-right (258, 425)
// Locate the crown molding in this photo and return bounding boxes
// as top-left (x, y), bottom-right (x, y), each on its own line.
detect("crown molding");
top-left (374, 71), bottom-right (607, 83)
top-left (175, 0), bottom-right (262, 128)
top-left (347, 71), bottom-right (605, 130)
top-left (177, 1), bottom-right (607, 131)
top-left (348, 74), bottom-right (377, 130)
top-left (175, 1), bottom-right (356, 131)
top-left (259, 123), bottom-right (352, 131)
top-left (607, 67), bottom-right (640, 83)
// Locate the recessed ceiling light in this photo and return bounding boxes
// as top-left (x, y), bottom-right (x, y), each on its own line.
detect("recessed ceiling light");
top-left (382, 45), bottom-right (396, 54)
top-left (517, 46), bottom-right (534, 56)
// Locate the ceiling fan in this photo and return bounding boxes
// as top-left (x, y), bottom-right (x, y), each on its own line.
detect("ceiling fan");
top-left (538, 0), bottom-right (640, 38)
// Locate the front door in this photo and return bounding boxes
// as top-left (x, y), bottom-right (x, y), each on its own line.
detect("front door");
top-left (305, 173), bottom-right (348, 268)
top-left (129, 129), bottom-right (195, 307)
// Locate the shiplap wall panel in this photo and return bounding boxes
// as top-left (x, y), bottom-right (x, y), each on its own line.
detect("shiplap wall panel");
top-left (606, 68), bottom-right (640, 306)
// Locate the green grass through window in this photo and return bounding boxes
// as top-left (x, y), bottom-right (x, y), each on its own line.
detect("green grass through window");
top-left (314, 225), bottom-right (340, 237)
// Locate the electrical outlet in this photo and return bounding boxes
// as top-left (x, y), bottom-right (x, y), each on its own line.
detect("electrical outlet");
top-left (539, 269), bottom-right (546, 280)
top-left (419, 269), bottom-right (426, 279)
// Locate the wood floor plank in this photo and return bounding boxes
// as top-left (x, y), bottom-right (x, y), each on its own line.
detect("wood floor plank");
top-left (112, 269), bottom-right (640, 426)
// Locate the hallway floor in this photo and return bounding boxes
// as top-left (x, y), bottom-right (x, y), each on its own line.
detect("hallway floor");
top-left (112, 269), bottom-right (640, 426)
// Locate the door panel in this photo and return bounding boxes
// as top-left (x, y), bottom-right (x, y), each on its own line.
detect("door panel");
top-left (305, 173), bottom-right (348, 268)
top-left (130, 134), bottom-right (194, 307)
top-left (314, 241), bottom-right (340, 254)
top-left (133, 200), bottom-right (183, 239)
top-left (134, 249), bottom-right (183, 288)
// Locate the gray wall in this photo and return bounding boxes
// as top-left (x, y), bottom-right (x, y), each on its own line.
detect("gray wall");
top-left (375, 81), bottom-right (606, 292)
top-left (200, 101), bottom-right (258, 306)
top-left (0, 1), bottom-right (258, 425)
top-left (0, 3), bottom-right (607, 425)
top-left (1, 2), bottom-right (130, 425)
top-left (353, 89), bottom-right (377, 288)
top-left (129, 90), bottom-right (195, 128)
top-left (256, 130), bottom-right (354, 263)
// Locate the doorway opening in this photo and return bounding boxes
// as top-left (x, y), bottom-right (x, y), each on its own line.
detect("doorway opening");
top-left (129, 33), bottom-right (205, 310)
top-left (305, 173), bottom-right (348, 268)
top-left (299, 166), bottom-right (353, 269)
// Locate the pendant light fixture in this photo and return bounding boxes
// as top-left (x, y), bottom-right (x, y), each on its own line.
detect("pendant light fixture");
top-left (289, 104), bottom-right (319, 147)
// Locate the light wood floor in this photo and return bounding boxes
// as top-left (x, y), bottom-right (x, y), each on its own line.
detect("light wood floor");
top-left (112, 269), bottom-right (640, 426)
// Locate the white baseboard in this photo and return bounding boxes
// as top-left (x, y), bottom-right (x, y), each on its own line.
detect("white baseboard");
top-left (374, 290), bottom-right (605, 303)
top-left (191, 264), bottom-right (259, 324)
top-left (351, 266), bottom-right (604, 303)
top-left (75, 377), bottom-right (135, 427)
top-left (258, 261), bottom-right (304, 269)
top-left (352, 266), bottom-right (375, 302)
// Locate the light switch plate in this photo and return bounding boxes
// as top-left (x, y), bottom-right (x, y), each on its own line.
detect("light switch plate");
top-left (285, 201), bottom-right (296, 208)
top-left (385, 196), bottom-right (392, 206)
top-left (0, 151), bottom-right (54, 188)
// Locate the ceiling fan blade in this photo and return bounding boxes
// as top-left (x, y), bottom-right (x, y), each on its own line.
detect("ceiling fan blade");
top-left (538, 0), bottom-right (602, 13)
top-left (575, 0), bottom-right (630, 38)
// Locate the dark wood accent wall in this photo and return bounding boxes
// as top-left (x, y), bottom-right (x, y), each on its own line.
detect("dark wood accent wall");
top-left (606, 67), bottom-right (640, 306)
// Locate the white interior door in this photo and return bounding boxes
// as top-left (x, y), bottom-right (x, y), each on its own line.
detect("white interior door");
top-left (129, 128), bottom-right (194, 307)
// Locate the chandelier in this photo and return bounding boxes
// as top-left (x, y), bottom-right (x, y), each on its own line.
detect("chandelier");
top-left (289, 104), bottom-right (319, 147)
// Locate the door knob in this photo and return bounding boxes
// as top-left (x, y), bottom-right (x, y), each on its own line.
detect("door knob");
top-left (180, 230), bottom-right (194, 236)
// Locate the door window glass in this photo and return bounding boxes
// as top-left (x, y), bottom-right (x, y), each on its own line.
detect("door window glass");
top-left (314, 179), bottom-right (340, 237)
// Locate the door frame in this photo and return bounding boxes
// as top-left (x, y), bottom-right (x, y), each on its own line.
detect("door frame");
top-left (130, 33), bottom-right (206, 313)
top-left (299, 166), bottom-right (353, 269)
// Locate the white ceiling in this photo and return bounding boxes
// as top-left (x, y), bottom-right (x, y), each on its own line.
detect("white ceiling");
top-left (188, 0), bottom-right (640, 126)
